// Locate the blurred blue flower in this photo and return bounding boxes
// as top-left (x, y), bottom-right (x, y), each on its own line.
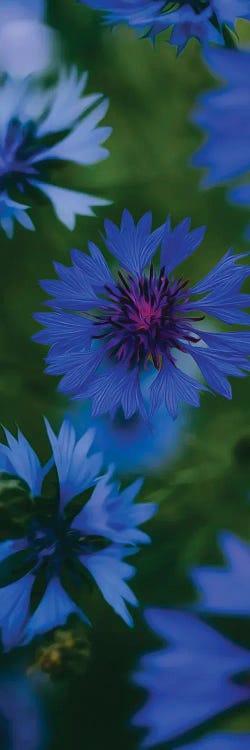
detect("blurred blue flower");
top-left (68, 349), bottom-right (197, 474)
top-left (34, 210), bottom-right (250, 421)
top-left (0, 419), bottom-right (156, 650)
top-left (0, 669), bottom-right (45, 750)
top-left (0, 0), bottom-right (45, 24)
top-left (79, 2), bottom-right (250, 51)
top-left (0, 68), bottom-right (111, 237)
top-left (180, 734), bottom-right (250, 750)
top-left (191, 531), bottom-right (250, 616)
top-left (192, 47), bottom-right (250, 239)
top-left (131, 609), bottom-right (250, 747)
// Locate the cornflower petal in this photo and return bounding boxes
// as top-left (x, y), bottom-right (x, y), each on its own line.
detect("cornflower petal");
top-left (73, 473), bottom-right (156, 544)
top-left (131, 609), bottom-right (250, 746)
top-left (0, 426), bottom-right (51, 495)
top-left (80, 546), bottom-right (138, 627)
top-left (190, 532), bottom-right (250, 616)
top-left (0, 574), bottom-right (35, 652)
top-left (30, 181), bottom-right (110, 230)
top-left (44, 418), bottom-right (102, 507)
top-left (23, 576), bottom-right (89, 644)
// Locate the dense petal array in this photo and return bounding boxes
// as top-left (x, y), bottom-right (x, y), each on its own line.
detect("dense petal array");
top-left (79, 1), bottom-right (250, 51)
top-left (192, 48), bottom-right (250, 238)
top-left (69, 348), bottom-right (197, 473)
top-left (0, 419), bottom-right (156, 650)
top-left (191, 532), bottom-right (250, 615)
top-left (0, 68), bottom-right (111, 237)
top-left (34, 210), bottom-right (250, 421)
top-left (132, 609), bottom-right (250, 747)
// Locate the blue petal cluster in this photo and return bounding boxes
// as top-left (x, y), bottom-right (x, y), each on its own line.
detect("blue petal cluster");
top-left (79, 1), bottom-right (250, 51)
top-left (34, 210), bottom-right (250, 421)
top-left (131, 530), bottom-right (250, 747)
top-left (132, 609), bottom-right (250, 747)
top-left (0, 420), bottom-right (156, 650)
top-left (0, 68), bottom-right (111, 237)
top-left (191, 531), bottom-right (250, 615)
top-left (192, 47), bottom-right (250, 239)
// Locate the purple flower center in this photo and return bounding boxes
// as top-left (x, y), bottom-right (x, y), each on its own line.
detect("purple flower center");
top-left (28, 513), bottom-right (105, 577)
top-left (91, 263), bottom-right (203, 369)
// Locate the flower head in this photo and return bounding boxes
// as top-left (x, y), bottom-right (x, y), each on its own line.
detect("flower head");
top-left (0, 68), bottom-right (111, 237)
top-left (34, 210), bottom-right (250, 421)
top-left (132, 609), bottom-right (250, 747)
top-left (0, 419), bottom-right (156, 650)
top-left (191, 531), bottom-right (250, 616)
top-left (79, 1), bottom-right (250, 51)
top-left (192, 47), bottom-right (250, 239)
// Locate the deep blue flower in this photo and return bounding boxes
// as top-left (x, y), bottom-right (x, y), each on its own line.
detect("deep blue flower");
top-left (192, 47), bottom-right (250, 239)
top-left (0, 419), bottom-right (156, 650)
top-left (0, 67), bottom-right (111, 237)
top-left (191, 532), bottom-right (250, 616)
top-left (131, 608), bottom-right (250, 747)
top-left (0, 669), bottom-right (45, 750)
top-left (79, 2), bottom-right (250, 51)
top-left (34, 210), bottom-right (250, 421)
top-left (180, 734), bottom-right (250, 750)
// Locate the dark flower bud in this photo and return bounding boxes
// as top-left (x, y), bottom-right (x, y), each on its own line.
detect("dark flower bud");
top-left (30, 626), bottom-right (91, 682)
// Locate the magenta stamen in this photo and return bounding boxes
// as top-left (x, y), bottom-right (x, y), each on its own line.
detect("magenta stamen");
top-left (85, 263), bottom-right (203, 369)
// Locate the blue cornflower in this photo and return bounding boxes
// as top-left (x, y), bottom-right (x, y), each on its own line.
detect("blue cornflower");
top-left (79, 2), bottom-right (250, 51)
top-left (192, 47), bottom-right (250, 239)
top-left (190, 531), bottom-right (250, 616)
top-left (131, 608), bottom-right (250, 747)
top-left (34, 210), bottom-right (250, 421)
top-left (0, 419), bottom-right (156, 650)
top-left (0, 68), bottom-right (111, 237)
top-left (0, 670), bottom-right (45, 750)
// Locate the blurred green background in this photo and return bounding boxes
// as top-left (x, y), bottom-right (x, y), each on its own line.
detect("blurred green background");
top-left (0, 1), bottom-right (249, 748)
